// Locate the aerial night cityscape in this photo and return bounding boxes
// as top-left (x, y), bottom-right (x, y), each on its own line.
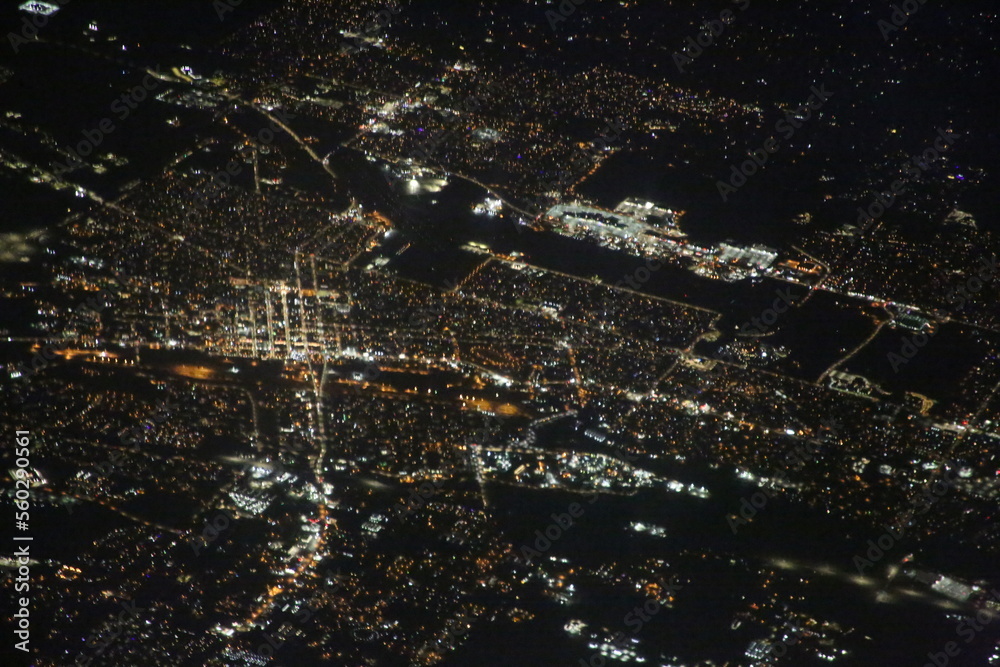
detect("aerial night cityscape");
top-left (1, 1), bottom-right (999, 665)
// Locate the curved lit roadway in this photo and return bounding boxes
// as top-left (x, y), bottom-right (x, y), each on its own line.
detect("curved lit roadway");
top-left (817, 307), bottom-right (892, 383)
top-left (221, 90), bottom-right (339, 184)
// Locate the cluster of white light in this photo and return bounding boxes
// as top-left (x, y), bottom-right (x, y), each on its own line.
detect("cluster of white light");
top-left (19, 2), bottom-right (60, 16)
